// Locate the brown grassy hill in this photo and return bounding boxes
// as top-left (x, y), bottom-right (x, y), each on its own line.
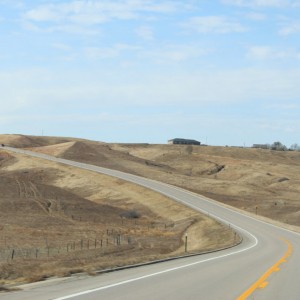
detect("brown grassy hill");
top-left (2, 135), bottom-right (299, 227)
top-left (1, 134), bottom-right (299, 284)
top-left (0, 147), bottom-right (235, 284)
top-left (0, 134), bottom-right (80, 148)
top-left (26, 140), bottom-right (174, 176)
top-left (112, 144), bottom-right (300, 226)
top-left (22, 138), bottom-right (300, 227)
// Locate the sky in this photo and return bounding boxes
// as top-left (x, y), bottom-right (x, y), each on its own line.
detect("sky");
top-left (1, 0), bottom-right (300, 146)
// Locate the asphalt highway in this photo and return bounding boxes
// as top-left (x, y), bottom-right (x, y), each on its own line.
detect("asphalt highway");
top-left (2, 146), bottom-right (300, 300)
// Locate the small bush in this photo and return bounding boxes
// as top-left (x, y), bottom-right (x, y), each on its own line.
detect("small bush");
top-left (120, 210), bottom-right (141, 219)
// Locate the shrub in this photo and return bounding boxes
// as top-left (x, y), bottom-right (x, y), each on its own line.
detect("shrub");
top-left (120, 210), bottom-right (141, 219)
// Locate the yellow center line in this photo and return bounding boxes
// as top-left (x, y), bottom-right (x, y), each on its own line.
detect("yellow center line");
top-left (236, 239), bottom-right (293, 300)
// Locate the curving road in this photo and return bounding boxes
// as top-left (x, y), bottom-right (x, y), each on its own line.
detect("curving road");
top-left (2, 146), bottom-right (300, 300)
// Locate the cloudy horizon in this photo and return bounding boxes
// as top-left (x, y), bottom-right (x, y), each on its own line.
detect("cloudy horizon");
top-left (1, 0), bottom-right (299, 147)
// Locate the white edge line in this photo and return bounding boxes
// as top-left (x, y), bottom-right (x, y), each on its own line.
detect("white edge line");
top-left (53, 234), bottom-right (258, 300)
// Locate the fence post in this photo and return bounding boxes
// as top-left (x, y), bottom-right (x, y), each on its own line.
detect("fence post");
top-left (185, 234), bottom-right (188, 253)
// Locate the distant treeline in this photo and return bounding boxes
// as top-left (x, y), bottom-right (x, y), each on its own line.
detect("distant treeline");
top-left (253, 142), bottom-right (300, 151)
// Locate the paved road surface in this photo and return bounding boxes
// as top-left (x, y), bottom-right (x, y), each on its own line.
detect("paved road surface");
top-left (1, 146), bottom-right (300, 300)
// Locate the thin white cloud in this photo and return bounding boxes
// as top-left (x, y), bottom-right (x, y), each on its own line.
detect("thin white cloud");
top-left (84, 44), bottom-right (141, 60)
top-left (23, 1), bottom-right (184, 25)
top-left (245, 12), bottom-right (267, 21)
top-left (136, 26), bottom-right (154, 40)
top-left (222, 0), bottom-right (292, 7)
top-left (247, 46), bottom-right (273, 59)
top-left (84, 47), bottom-right (120, 60)
top-left (258, 120), bottom-right (300, 134)
top-left (1, 67), bottom-right (300, 113)
top-left (182, 16), bottom-right (246, 34)
top-left (0, 0), bottom-right (24, 8)
top-left (22, 20), bottom-right (100, 35)
top-left (83, 43), bottom-right (209, 63)
top-left (279, 20), bottom-right (300, 35)
top-left (267, 103), bottom-right (300, 109)
top-left (141, 44), bottom-right (210, 63)
top-left (22, 1), bottom-right (190, 34)
top-left (246, 46), bottom-right (299, 59)
top-left (52, 43), bottom-right (72, 51)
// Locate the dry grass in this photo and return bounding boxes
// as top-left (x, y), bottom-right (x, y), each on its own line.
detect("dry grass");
top-left (25, 135), bottom-right (299, 227)
top-left (110, 143), bottom-right (300, 227)
top-left (0, 137), bottom-right (237, 284)
top-left (5, 133), bottom-right (298, 284)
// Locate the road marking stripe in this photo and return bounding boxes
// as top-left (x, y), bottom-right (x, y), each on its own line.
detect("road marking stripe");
top-left (53, 237), bottom-right (258, 300)
top-left (236, 240), bottom-right (292, 300)
top-left (258, 282), bottom-right (268, 288)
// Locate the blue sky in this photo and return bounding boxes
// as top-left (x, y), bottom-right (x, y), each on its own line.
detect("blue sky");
top-left (1, 0), bottom-right (300, 146)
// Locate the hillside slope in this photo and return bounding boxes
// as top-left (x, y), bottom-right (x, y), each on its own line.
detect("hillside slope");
top-left (2, 134), bottom-right (299, 226)
top-left (0, 144), bottom-right (236, 284)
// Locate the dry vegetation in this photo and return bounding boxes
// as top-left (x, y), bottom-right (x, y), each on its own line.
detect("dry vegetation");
top-left (0, 135), bottom-right (237, 285)
top-left (1, 133), bottom-right (299, 285)
top-left (19, 133), bottom-right (299, 226)
top-left (115, 143), bottom-right (300, 227)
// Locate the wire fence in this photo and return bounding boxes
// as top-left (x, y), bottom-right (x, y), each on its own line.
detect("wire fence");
top-left (0, 218), bottom-right (200, 263)
top-left (0, 233), bottom-right (136, 262)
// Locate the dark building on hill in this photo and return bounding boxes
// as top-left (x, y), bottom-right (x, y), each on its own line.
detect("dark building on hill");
top-left (168, 138), bottom-right (201, 145)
